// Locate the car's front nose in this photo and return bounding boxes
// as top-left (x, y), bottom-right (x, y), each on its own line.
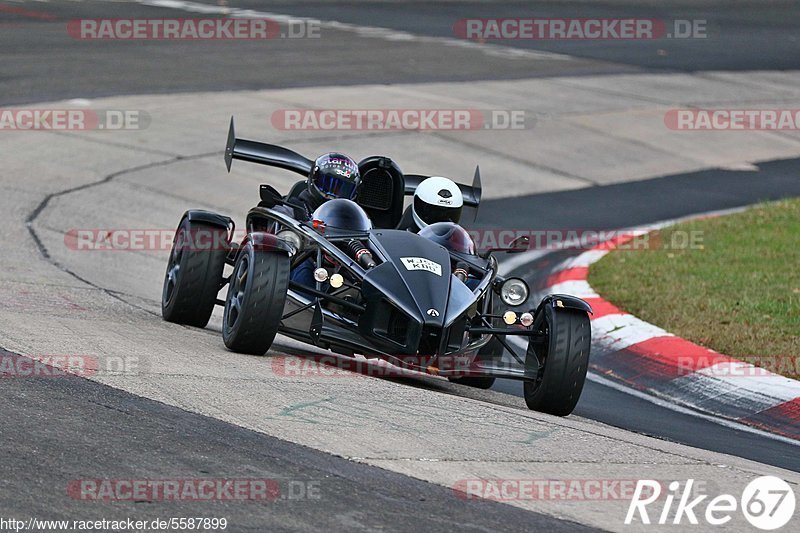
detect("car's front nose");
top-left (357, 264), bottom-right (479, 356)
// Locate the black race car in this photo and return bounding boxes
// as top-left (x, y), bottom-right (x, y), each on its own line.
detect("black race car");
top-left (161, 119), bottom-right (592, 416)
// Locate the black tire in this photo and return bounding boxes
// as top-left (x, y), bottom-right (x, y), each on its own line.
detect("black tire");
top-left (222, 241), bottom-right (290, 355)
top-left (447, 336), bottom-right (502, 389)
top-left (523, 305), bottom-right (591, 416)
top-left (162, 218), bottom-right (228, 328)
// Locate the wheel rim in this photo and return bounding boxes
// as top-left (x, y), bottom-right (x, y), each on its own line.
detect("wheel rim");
top-left (226, 251), bottom-right (250, 330)
top-left (163, 230), bottom-right (185, 306)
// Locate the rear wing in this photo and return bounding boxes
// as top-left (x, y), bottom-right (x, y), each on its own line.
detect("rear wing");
top-left (224, 117), bottom-right (312, 177)
top-left (224, 116), bottom-right (482, 210)
top-left (403, 166), bottom-right (482, 208)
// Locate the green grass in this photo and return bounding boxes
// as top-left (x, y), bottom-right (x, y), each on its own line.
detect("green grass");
top-left (589, 198), bottom-right (800, 378)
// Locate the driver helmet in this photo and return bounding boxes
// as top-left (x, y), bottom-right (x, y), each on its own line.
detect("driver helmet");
top-left (418, 222), bottom-right (476, 255)
top-left (311, 198), bottom-right (372, 233)
top-left (308, 153), bottom-right (361, 204)
top-left (412, 176), bottom-right (463, 229)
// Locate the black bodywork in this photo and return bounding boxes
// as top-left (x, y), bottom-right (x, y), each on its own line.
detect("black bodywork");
top-left (203, 119), bottom-right (592, 382)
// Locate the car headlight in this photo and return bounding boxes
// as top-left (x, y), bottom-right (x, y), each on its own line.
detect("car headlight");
top-left (500, 277), bottom-right (529, 307)
top-left (277, 229), bottom-right (303, 253)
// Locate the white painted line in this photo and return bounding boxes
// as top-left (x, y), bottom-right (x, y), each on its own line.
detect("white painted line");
top-left (665, 372), bottom-right (793, 419)
top-left (498, 206), bottom-right (748, 278)
top-left (507, 205), bottom-right (799, 441)
top-left (591, 313), bottom-right (672, 352)
top-left (498, 244), bottom-right (607, 277)
top-left (497, 249), bottom-right (551, 276)
top-left (694, 362), bottom-right (800, 403)
top-left (544, 280), bottom-right (599, 299)
top-left (135, 0), bottom-right (573, 62)
top-left (507, 336), bottom-right (800, 447)
top-left (586, 372), bottom-right (800, 448)
top-left (565, 249), bottom-right (609, 269)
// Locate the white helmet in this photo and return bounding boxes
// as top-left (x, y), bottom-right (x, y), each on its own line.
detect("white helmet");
top-left (412, 176), bottom-right (464, 229)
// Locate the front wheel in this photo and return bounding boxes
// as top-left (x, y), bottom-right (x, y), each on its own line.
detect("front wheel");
top-left (222, 241), bottom-right (290, 355)
top-left (523, 305), bottom-right (591, 416)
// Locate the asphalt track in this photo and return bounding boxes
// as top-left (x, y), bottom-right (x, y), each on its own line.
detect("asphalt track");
top-left (0, 348), bottom-right (592, 532)
top-left (4, 0), bottom-right (800, 104)
top-left (2, 0), bottom-right (800, 530)
top-left (483, 159), bottom-right (800, 472)
top-left (0, 0), bottom-right (629, 105)
top-left (243, 0), bottom-right (800, 71)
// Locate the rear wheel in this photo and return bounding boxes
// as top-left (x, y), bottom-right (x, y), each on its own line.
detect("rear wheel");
top-left (523, 305), bottom-right (590, 416)
top-left (161, 218), bottom-right (228, 328)
top-left (222, 241), bottom-right (290, 355)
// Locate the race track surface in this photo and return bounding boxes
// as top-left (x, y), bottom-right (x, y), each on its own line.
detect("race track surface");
top-left (1, 349), bottom-right (594, 532)
top-left (2, 1), bottom-right (799, 531)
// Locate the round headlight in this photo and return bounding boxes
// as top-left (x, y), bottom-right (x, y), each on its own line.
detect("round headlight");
top-left (500, 278), bottom-right (529, 307)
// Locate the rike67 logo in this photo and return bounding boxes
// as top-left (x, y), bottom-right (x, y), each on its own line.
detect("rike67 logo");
top-left (626, 476), bottom-right (795, 529)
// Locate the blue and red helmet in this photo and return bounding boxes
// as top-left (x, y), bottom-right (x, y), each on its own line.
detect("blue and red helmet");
top-left (308, 153), bottom-right (361, 203)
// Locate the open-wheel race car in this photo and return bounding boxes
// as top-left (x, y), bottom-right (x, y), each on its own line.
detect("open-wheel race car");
top-left (161, 119), bottom-right (593, 416)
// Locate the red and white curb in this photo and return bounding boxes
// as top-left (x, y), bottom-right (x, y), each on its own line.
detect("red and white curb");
top-left (530, 236), bottom-right (800, 441)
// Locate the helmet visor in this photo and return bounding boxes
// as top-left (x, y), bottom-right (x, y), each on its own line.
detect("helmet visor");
top-left (313, 172), bottom-right (358, 200)
top-left (414, 195), bottom-right (463, 225)
top-left (418, 222), bottom-right (475, 255)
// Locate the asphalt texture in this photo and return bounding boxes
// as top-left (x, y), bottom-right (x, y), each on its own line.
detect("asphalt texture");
top-left (477, 155), bottom-right (800, 231)
top-left (247, 0), bottom-right (800, 71)
top-left (0, 349), bottom-right (594, 532)
top-left (2, 1), bottom-right (799, 530)
top-left (4, 1), bottom-right (800, 105)
top-left (0, 0), bottom-right (630, 106)
top-left (481, 158), bottom-right (800, 473)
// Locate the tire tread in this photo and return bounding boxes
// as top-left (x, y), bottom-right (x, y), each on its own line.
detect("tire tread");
top-left (524, 306), bottom-right (590, 416)
top-left (162, 221), bottom-right (227, 328)
top-left (223, 244), bottom-right (290, 355)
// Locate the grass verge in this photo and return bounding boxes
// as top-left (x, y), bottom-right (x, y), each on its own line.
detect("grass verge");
top-left (589, 198), bottom-right (800, 379)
